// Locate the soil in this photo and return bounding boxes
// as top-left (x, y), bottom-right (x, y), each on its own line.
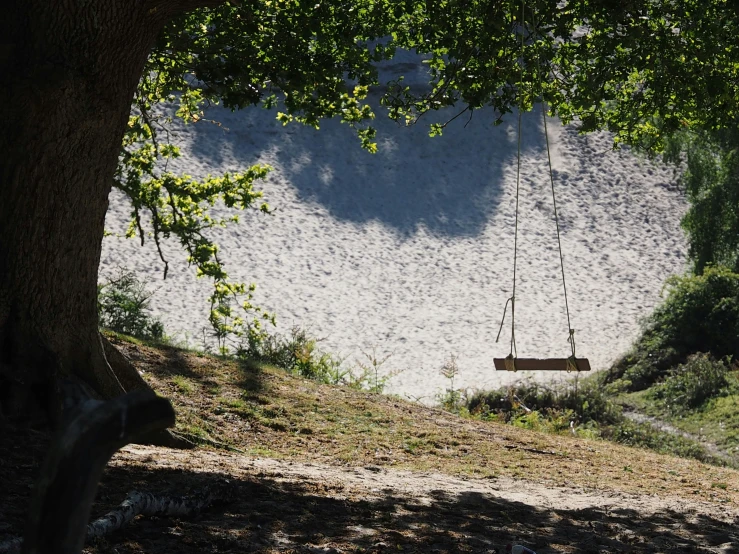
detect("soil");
top-left (2, 423), bottom-right (738, 554)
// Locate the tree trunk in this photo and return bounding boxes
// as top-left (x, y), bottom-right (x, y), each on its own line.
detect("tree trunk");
top-left (0, 1), bottom-right (207, 432)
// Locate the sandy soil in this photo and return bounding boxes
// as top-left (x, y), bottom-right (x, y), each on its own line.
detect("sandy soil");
top-left (99, 445), bottom-right (738, 553)
top-left (100, 52), bottom-right (688, 399)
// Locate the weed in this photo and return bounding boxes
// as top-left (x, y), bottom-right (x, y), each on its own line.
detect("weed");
top-left (437, 354), bottom-right (464, 412)
top-left (97, 268), bottom-right (166, 341)
top-left (236, 326), bottom-right (349, 385)
top-left (351, 346), bottom-right (399, 394)
top-left (172, 375), bottom-right (195, 396)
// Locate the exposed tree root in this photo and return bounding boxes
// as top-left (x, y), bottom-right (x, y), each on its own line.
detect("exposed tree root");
top-left (23, 390), bottom-right (176, 554)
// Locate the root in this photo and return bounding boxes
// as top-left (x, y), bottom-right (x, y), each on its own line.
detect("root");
top-left (100, 332), bottom-right (150, 393)
top-left (101, 333), bottom-right (194, 449)
top-left (20, 389), bottom-right (176, 553)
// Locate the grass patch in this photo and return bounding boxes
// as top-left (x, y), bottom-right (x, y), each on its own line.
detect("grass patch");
top-left (106, 333), bottom-right (739, 504)
top-left (460, 374), bottom-right (730, 467)
top-left (171, 375), bottom-right (196, 396)
top-left (619, 367), bottom-right (739, 458)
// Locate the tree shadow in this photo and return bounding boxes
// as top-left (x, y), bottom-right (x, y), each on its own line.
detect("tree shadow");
top-left (178, 93), bottom-right (551, 239)
top-left (2, 426), bottom-right (737, 554)
top-left (49, 463), bottom-right (739, 552)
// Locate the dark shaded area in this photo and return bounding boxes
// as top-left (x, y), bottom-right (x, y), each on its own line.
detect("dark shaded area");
top-left (2, 421), bottom-right (737, 554)
top-left (181, 97), bottom-right (553, 238)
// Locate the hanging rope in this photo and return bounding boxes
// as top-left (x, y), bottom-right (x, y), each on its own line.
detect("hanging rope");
top-left (497, 0), bottom-right (580, 371)
top-left (533, 11), bottom-right (577, 365)
top-left (496, 0), bottom-right (527, 367)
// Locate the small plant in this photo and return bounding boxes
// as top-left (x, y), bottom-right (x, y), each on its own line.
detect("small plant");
top-left (97, 269), bottom-right (166, 341)
top-left (351, 346), bottom-right (399, 394)
top-left (438, 354), bottom-right (464, 412)
top-left (236, 325), bottom-right (349, 385)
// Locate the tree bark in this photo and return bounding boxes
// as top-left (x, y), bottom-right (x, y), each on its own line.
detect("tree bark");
top-left (0, 0), bottom-right (215, 431)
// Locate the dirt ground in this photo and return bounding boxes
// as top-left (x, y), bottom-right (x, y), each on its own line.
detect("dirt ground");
top-left (2, 422), bottom-right (738, 554)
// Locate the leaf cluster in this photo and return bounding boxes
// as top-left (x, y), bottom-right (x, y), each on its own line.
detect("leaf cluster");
top-left (117, 0), bottom-right (739, 345)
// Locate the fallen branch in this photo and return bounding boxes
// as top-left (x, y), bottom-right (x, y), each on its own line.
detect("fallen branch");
top-left (0, 485), bottom-right (230, 554)
top-left (87, 485), bottom-right (230, 540)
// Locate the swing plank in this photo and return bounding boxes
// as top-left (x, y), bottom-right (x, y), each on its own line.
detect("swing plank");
top-left (494, 358), bottom-right (591, 372)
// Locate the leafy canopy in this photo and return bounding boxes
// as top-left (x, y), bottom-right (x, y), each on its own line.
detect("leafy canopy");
top-left (117, 0), bottom-right (739, 348)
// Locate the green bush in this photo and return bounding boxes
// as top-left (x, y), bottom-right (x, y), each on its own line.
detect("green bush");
top-left (236, 326), bottom-right (348, 385)
top-left (97, 270), bottom-right (165, 341)
top-left (649, 354), bottom-right (731, 412)
top-left (466, 376), bottom-right (623, 427)
top-left (603, 419), bottom-right (721, 465)
top-left (607, 266), bottom-right (739, 390)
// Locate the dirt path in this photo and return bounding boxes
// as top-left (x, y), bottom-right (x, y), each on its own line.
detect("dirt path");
top-left (87, 445), bottom-right (739, 553)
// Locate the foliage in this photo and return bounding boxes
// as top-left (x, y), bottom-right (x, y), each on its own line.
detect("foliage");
top-left (649, 354), bottom-right (731, 413)
top-left (659, 126), bottom-right (739, 274)
top-left (601, 419), bottom-right (719, 465)
top-left (461, 376), bottom-right (728, 464)
top-left (235, 326), bottom-right (396, 393)
top-left (607, 266), bottom-right (739, 390)
top-left (117, 105), bottom-right (275, 353)
top-left (97, 270), bottom-right (166, 341)
top-left (466, 375), bottom-right (623, 427)
top-left (112, 1), bottom-right (739, 346)
top-left (236, 326), bottom-right (346, 385)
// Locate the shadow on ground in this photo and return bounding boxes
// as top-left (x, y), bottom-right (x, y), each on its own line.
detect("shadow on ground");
top-left (2, 422), bottom-right (736, 554)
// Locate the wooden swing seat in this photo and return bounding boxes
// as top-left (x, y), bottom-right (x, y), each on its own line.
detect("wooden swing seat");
top-left (494, 357), bottom-right (591, 372)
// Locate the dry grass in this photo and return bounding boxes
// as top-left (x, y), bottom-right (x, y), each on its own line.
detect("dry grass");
top-left (113, 335), bottom-right (739, 505)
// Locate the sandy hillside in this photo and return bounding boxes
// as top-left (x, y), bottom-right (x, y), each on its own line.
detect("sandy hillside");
top-left (101, 55), bottom-right (687, 400)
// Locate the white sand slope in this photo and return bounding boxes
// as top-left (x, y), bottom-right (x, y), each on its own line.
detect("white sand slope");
top-left (102, 69), bottom-right (687, 400)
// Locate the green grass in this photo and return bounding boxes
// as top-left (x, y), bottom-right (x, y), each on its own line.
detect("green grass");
top-left (172, 375), bottom-right (195, 396)
top-left (618, 370), bottom-right (739, 463)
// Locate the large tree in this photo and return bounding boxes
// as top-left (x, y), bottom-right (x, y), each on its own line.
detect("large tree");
top-left (1, 0), bottom-right (737, 432)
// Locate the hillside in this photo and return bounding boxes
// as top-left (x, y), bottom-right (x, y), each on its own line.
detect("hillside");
top-left (3, 336), bottom-right (738, 553)
top-left (100, 71), bottom-right (688, 398)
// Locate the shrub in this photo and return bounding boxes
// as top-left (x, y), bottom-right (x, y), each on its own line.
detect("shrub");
top-left (603, 419), bottom-right (721, 464)
top-left (649, 354), bottom-right (731, 412)
top-left (236, 326), bottom-right (348, 385)
top-left (466, 376), bottom-right (623, 427)
top-left (97, 270), bottom-right (165, 341)
top-left (607, 266), bottom-right (739, 390)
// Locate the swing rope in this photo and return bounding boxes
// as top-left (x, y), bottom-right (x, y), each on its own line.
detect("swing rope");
top-left (495, 0), bottom-right (527, 364)
top-left (496, 0), bottom-right (578, 370)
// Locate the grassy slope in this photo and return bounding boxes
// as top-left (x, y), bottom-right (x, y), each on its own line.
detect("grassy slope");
top-left (620, 374), bottom-right (739, 456)
top-left (109, 334), bottom-right (739, 506)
